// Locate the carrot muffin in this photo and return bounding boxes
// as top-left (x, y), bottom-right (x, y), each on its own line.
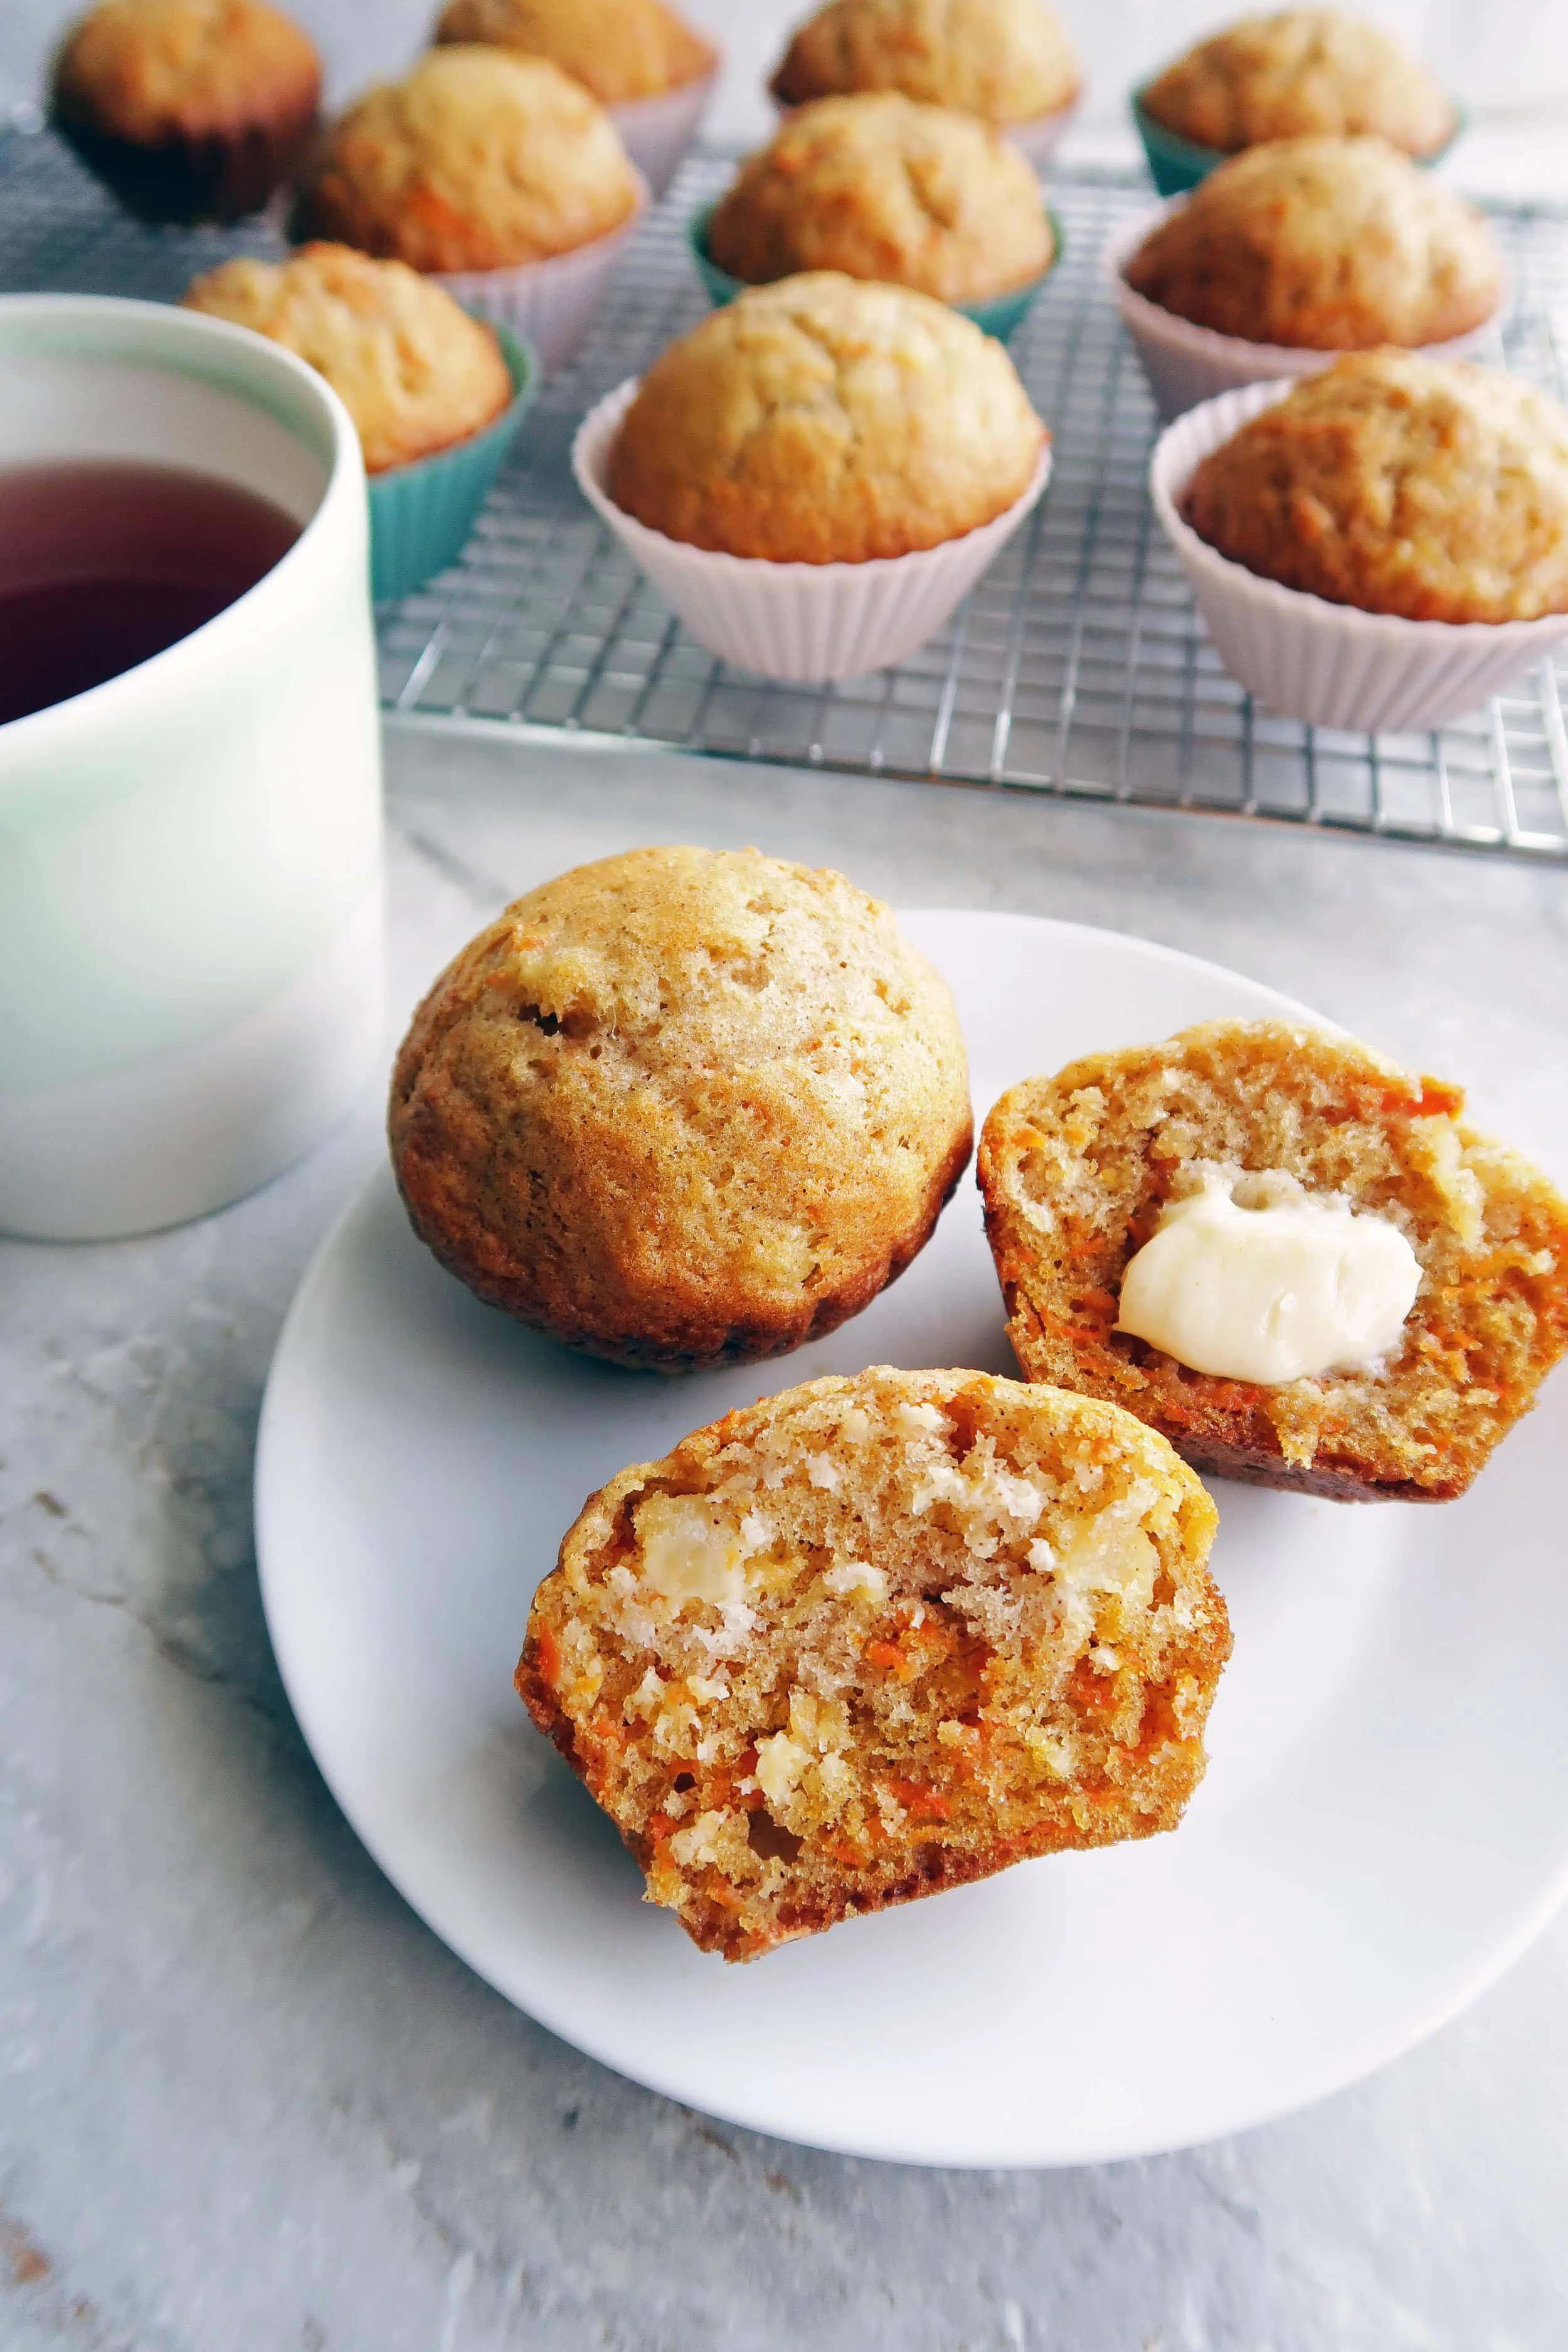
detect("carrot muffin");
top-left (294, 46), bottom-right (639, 274)
top-left (389, 848), bottom-right (974, 1369)
top-left (1139, 9), bottom-right (1454, 160)
top-left (978, 1019), bottom-right (1568, 1502)
top-left (183, 244), bottom-right (514, 474)
top-left (771, 0), bottom-right (1079, 129)
top-left (1179, 352), bottom-right (1568, 624)
top-left (51, 0), bottom-right (320, 223)
top-left (608, 273), bottom-right (1046, 563)
top-left (1125, 137), bottom-right (1500, 350)
top-left (433, 0), bottom-right (716, 105)
top-left (707, 94), bottom-right (1054, 307)
top-left (519, 1367), bottom-right (1229, 1958)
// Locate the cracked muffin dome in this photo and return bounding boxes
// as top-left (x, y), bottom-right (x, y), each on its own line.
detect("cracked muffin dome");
top-left (388, 847), bottom-right (974, 1369)
top-left (1124, 137), bottom-right (1501, 351)
top-left (51, 0), bottom-right (320, 223)
top-left (1179, 352), bottom-right (1568, 624)
top-left (1139, 9), bottom-right (1454, 159)
top-left (978, 1019), bottom-right (1568, 1501)
top-left (707, 94), bottom-right (1054, 307)
top-left (518, 1367), bottom-right (1229, 1959)
top-left (607, 273), bottom-right (1046, 563)
top-left (183, 244), bottom-right (514, 473)
top-left (294, 46), bottom-right (639, 274)
top-left (771, 0), bottom-right (1079, 128)
top-left (433, 0), bottom-right (716, 104)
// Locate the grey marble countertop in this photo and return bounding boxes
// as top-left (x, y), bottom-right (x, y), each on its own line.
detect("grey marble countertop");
top-left (4, 723), bottom-right (1568, 2352)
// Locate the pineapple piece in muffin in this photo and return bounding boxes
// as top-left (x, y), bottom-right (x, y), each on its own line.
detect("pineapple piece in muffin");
top-left (517, 1367), bottom-right (1228, 1960)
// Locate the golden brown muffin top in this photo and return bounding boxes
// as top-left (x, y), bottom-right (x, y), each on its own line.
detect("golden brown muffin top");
top-left (1180, 352), bottom-right (1568, 624)
top-left (295, 46), bottom-right (639, 274)
top-left (1140, 9), bottom-right (1454, 157)
top-left (771, 0), bottom-right (1079, 127)
top-left (52, 0), bottom-right (319, 142)
top-left (388, 847), bottom-right (973, 1368)
top-left (434, 0), bottom-right (716, 104)
top-left (707, 93), bottom-right (1054, 305)
top-left (608, 272), bottom-right (1046, 562)
top-left (1125, 137), bottom-right (1501, 351)
top-left (183, 242), bottom-right (514, 473)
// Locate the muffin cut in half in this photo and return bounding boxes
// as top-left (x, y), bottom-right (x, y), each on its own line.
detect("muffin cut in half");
top-left (979, 1019), bottom-right (1568, 1502)
top-left (519, 1368), bottom-right (1228, 1959)
top-left (389, 847), bottom-right (973, 1369)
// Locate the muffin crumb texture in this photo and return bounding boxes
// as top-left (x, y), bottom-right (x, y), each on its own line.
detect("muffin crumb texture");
top-left (1179, 352), bottom-right (1568, 623)
top-left (1125, 137), bottom-right (1500, 351)
top-left (608, 273), bottom-right (1046, 562)
top-left (1140, 8), bottom-right (1454, 157)
top-left (296, 46), bottom-right (639, 273)
top-left (184, 244), bottom-right (514, 472)
top-left (978, 1018), bottom-right (1568, 1500)
top-left (708, 93), bottom-right (1054, 305)
top-left (434, 0), bottom-right (714, 105)
top-left (389, 847), bottom-right (974, 1369)
top-left (52, 0), bottom-right (320, 223)
top-left (772, 0), bottom-right (1079, 126)
top-left (519, 1368), bottom-right (1229, 1959)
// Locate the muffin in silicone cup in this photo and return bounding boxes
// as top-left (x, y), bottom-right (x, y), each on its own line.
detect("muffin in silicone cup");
top-left (694, 95), bottom-right (1060, 342)
top-left (769, 0), bottom-right (1080, 143)
top-left (184, 243), bottom-right (538, 599)
top-left (1110, 139), bottom-right (1505, 421)
top-left (294, 46), bottom-right (644, 373)
top-left (1132, 9), bottom-right (1458, 195)
top-left (573, 272), bottom-right (1051, 682)
top-left (1149, 363), bottom-right (1568, 733)
top-left (50, 0), bottom-right (320, 225)
top-left (432, 0), bottom-right (719, 197)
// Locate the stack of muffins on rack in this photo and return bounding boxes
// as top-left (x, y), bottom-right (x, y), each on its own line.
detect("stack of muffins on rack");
top-left (580, 0), bottom-right (1081, 681)
top-left (1113, 7), bottom-right (1568, 733)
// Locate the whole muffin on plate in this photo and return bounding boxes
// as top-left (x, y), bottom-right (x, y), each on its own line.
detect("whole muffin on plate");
top-left (433, 0), bottom-right (715, 104)
top-left (295, 46), bottom-right (638, 272)
top-left (1180, 352), bottom-right (1568, 623)
top-left (608, 272), bottom-right (1045, 563)
top-left (770, 0), bottom-right (1079, 129)
top-left (183, 243), bottom-right (515, 472)
top-left (1140, 9), bottom-right (1454, 159)
top-left (1125, 137), bottom-right (1501, 351)
top-left (50, 0), bottom-right (320, 223)
top-left (707, 93), bottom-right (1054, 307)
top-left (388, 847), bottom-right (975, 1369)
top-left (979, 1019), bottom-right (1568, 1502)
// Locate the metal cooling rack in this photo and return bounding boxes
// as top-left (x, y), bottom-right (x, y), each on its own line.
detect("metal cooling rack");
top-left (6, 123), bottom-right (1568, 860)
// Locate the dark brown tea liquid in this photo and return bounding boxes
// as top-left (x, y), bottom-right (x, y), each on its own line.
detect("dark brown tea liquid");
top-left (0, 460), bottom-right (302, 726)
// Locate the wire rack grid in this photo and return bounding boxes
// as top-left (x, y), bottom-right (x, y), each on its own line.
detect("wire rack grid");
top-left (6, 124), bottom-right (1568, 861)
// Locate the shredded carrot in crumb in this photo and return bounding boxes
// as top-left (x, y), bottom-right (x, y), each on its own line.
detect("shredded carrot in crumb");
top-left (888, 1779), bottom-right (952, 1821)
top-left (704, 1878), bottom-right (745, 1912)
top-left (534, 1624), bottom-right (562, 1687)
top-left (866, 1640), bottom-right (917, 1682)
top-left (1067, 1658), bottom-right (1120, 1712)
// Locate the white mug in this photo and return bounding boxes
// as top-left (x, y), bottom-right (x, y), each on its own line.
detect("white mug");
top-left (0, 294), bottom-right (384, 1241)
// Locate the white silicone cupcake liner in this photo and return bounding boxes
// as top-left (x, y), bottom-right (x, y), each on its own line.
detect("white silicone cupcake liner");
top-left (1150, 380), bottom-right (1568, 733)
top-left (1108, 204), bottom-right (1508, 423)
top-left (573, 378), bottom-right (1052, 682)
top-left (611, 70), bottom-right (717, 199)
top-left (1005, 97), bottom-right (1079, 170)
top-left (433, 172), bottom-right (649, 374)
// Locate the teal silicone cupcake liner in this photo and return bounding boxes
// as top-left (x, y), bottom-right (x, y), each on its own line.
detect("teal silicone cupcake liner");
top-left (685, 204), bottom-right (1064, 344)
top-left (368, 324), bottom-right (537, 604)
top-left (1130, 88), bottom-right (1466, 198)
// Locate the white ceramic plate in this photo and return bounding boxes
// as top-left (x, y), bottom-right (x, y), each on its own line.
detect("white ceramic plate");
top-left (255, 914), bottom-right (1568, 2168)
